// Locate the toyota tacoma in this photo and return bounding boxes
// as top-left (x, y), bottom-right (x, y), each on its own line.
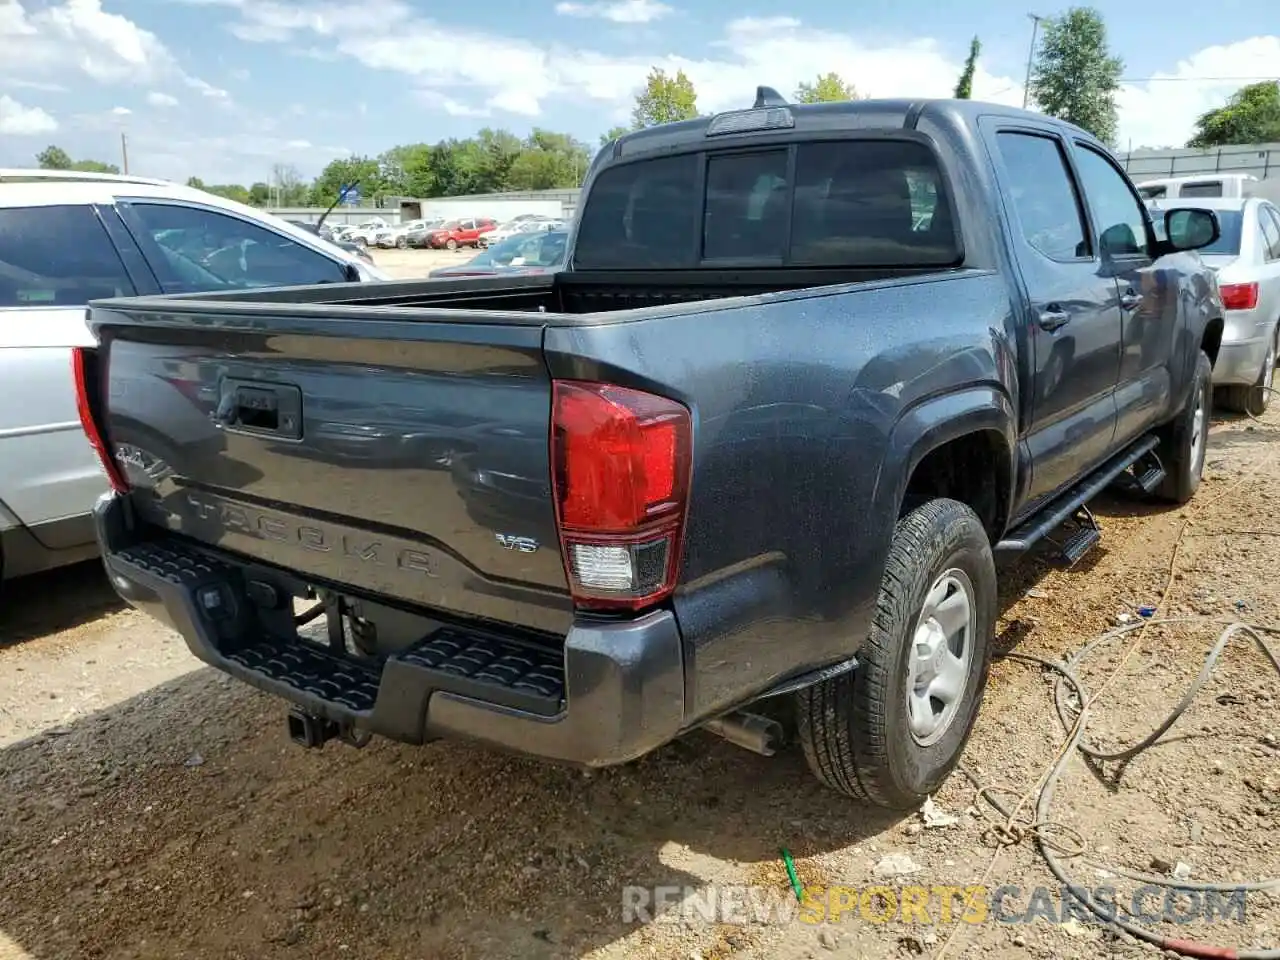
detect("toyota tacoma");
top-left (78, 93), bottom-right (1225, 808)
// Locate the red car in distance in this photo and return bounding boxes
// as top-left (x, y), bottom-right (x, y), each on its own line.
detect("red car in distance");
top-left (426, 217), bottom-right (496, 250)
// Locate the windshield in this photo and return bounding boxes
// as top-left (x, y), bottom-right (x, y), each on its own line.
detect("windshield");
top-left (467, 231), bottom-right (567, 267)
top-left (439, 221), bottom-right (460, 230)
top-left (575, 139), bottom-right (959, 269)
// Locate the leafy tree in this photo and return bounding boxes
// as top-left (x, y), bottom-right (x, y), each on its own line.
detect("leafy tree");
top-left (186, 176), bottom-right (206, 190)
top-left (794, 72), bottom-right (859, 103)
top-left (1029, 7), bottom-right (1123, 145)
top-left (204, 184), bottom-right (251, 204)
top-left (310, 156), bottom-right (383, 206)
top-left (1188, 81), bottom-right (1280, 147)
top-left (248, 182), bottom-right (271, 206)
top-left (954, 37), bottom-right (981, 99)
top-left (632, 67), bottom-right (698, 128)
top-left (271, 163), bottom-right (308, 206)
top-left (507, 129), bottom-right (591, 189)
top-left (600, 126), bottom-right (631, 146)
top-left (37, 145), bottom-right (73, 169)
top-left (70, 159), bottom-right (120, 174)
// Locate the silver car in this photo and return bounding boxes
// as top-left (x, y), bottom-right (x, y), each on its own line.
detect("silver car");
top-left (1150, 196), bottom-right (1280, 414)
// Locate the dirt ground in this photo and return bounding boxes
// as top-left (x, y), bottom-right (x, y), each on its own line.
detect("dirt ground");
top-left (1, 399), bottom-right (1278, 960)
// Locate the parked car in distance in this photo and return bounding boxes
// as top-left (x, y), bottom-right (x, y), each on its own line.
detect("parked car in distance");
top-left (372, 220), bottom-right (426, 249)
top-left (401, 219), bottom-right (445, 248)
top-left (1148, 195), bottom-right (1280, 415)
top-left (429, 229), bottom-right (567, 278)
top-left (1136, 173), bottom-right (1260, 201)
top-left (84, 95), bottom-right (1225, 809)
top-left (0, 168), bottom-right (387, 593)
top-left (286, 220), bottom-right (376, 265)
top-left (478, 217), bottom-right (566, 248)
top-left (336, 218), bottom-right (389, 247)
top-left (425, 218), bottom-right (496, 250)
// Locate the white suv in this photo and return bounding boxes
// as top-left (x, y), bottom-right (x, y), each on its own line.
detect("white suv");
top-left (0, 169), bottom-right (388, 593)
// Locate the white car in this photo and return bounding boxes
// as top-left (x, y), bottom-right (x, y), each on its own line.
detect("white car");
top-left (372, 219), bottom-right (425, 249)
top-left (1149, 196), bottom-right (1280, 415)
top-left (0, 168), bottom-right (388, 592)
top-left (338, 218), bottom-right (390, 247)
top-left (479, 217), bottom-right (565, 248)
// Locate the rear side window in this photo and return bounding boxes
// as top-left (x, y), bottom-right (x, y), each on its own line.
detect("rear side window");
top-left (1259, 205), bottom-right (1280, 261)
top-left (1179, 181), bottom-right (1223, 198)
top-left (0, 205), bottom-right (135, 308)
top-left (574, 140), bottom-right (960, 269)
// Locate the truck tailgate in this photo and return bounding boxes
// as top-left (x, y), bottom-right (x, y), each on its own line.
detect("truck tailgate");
top-left (95, 305), bottom-right (573, 635)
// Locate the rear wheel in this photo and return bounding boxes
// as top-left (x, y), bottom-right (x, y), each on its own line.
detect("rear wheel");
top-left (446, 238), bottom-right (458, 251)
top-left (1155, 350), bottom-right (1212, 504)
top-left (1219, 326), bottom-right (1276, 417)
top-left (795, 498), bottom-right (996, 809)
top-left (396, 236), bottom-right (408, 249)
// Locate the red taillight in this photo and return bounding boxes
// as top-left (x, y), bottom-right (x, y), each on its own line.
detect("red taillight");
top-left (72, 347), bottom-right (128, 493)
top-left (551, 380), bottom-right (692, 611)
top-left (1220, 282), bottom-right (1259, 311)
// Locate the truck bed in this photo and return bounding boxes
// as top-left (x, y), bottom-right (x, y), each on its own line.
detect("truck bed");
top-left (118, 265), bottom-right (962, 321)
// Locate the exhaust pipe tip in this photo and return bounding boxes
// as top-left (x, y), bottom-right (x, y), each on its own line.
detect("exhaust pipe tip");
top-left (703, 711), bottom-right (785, 757)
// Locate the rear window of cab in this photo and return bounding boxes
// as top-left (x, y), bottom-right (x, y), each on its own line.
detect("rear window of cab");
top-left (574, 139), bottom-right (960, 270)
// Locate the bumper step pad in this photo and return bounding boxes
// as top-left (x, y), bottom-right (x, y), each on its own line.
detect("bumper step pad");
top-left (112, 539), bottom-right (566, 720)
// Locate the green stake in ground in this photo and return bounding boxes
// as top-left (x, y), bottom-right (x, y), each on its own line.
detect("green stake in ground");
top-left (780, 847), bottom-right (803, 902)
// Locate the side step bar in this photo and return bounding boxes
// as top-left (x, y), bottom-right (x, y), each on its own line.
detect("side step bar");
top-left (995, 434), bottom-right (1160, 558)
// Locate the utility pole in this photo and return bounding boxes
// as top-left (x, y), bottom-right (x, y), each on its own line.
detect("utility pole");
top-left (120, 131), bottom-right (129, 174)
top-left (1022, 13), bottom-right (1043, 109)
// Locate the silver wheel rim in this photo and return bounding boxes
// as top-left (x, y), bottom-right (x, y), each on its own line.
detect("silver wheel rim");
top-left (1190, 384), bottom-right (1206, 471)
top-left (906, 569), bottom-right (975, 747)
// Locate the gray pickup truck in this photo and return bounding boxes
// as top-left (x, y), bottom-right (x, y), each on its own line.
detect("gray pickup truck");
top-left (79, 93), bottom-right (1226, 810)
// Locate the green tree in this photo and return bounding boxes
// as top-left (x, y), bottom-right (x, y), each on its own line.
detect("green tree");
top-left (204, 184), bottom-right (251, 204)
top-left (954, 37), bottom-right (981, 99)
top-left (311, 156), bottom-right (382, 206)
top-left (794, 72), bottom-right (859, 103)
top-left (600, 125), bottom-right (631, 146)
top-left (507, 129), bottom-right (591, 189)
top-left (1029, 7), bottom-right (1123, 144)
top-left (631, 67), bottom-right (698, 128)
top-left (185, 176), bottom-right (206, 190)
top-left (1188, 81), bottom-right (1280, 147)
top-left (248, 182), bottom-right (271, 206)
top-left (37, 145), bottom-right (73, 169)
top-left (70, 159), bottom-right (120, 174)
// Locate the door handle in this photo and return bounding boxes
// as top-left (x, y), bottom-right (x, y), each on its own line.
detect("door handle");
top-left (1119, 289), bottom-right (1143, 311)
top-left (1037, 309), bottom-right (1071, 332)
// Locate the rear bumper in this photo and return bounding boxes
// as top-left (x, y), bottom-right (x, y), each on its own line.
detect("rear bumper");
top-left (94, 494), bottom-right (687, 766)
top-left (1214, 336), bottom-right (1269, 386)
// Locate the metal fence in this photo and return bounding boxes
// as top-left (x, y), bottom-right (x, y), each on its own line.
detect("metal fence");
top-left (1118, 142), bottom-right (1280, 182)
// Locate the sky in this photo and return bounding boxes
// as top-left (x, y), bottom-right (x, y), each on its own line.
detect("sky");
top-left (1, 0), bottom-right (1278, 187)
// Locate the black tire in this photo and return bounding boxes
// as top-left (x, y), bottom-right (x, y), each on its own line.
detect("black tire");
top-left (396, 236), bottom-right (408, 249)
top-left (795, 498), bottom-right (996, 809)
top-left (1218, 325), bottom-right (1276, 417)
top-left (1155, 350), bottom-right (1212, 504)
top-left (446, 238), bottom-right (458, 251)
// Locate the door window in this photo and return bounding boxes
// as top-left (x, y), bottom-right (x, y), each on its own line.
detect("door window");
top-left (0, 205), bottom-right (135, 308)
top-left (994, 132), bottom-right (1090, 261)
top-left (1178, 181), bottom-right (1223, 198)
top-left (127, 203), bottom-right (347, 293)
top-left (1259, 205), bottom-right (1280, 262)
top-left (1073, 145), bottom-right (1150, 258)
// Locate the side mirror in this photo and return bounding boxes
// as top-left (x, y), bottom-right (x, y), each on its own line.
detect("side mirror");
top-left (1163, 208), bottom-right (1220, 252)
top-left (342, 262), bottom-right (362, 283)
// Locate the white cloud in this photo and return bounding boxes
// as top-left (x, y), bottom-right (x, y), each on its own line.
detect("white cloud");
top-left (417, 90), bottom-right (491, 118)
top-left (147, 91), bottom-right (179, 107)
top-left (0, 94), bottom-right (57, 135)
top-left (184, 76), bottom-right (231, 100)
top-left (0, 0), bottom-right (230, 104)
top-left (111, 105), bottom-right (131, 115)
top-left (554, 0), bottom-right (672, 24)
top-left (1114, 36), bottom-right (1280, 149)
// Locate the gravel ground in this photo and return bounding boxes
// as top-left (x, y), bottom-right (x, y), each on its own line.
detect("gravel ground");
top-left (367, 247), bottom-right (477, 278)
top-left (1, 401), bottom-right (1277, 960)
